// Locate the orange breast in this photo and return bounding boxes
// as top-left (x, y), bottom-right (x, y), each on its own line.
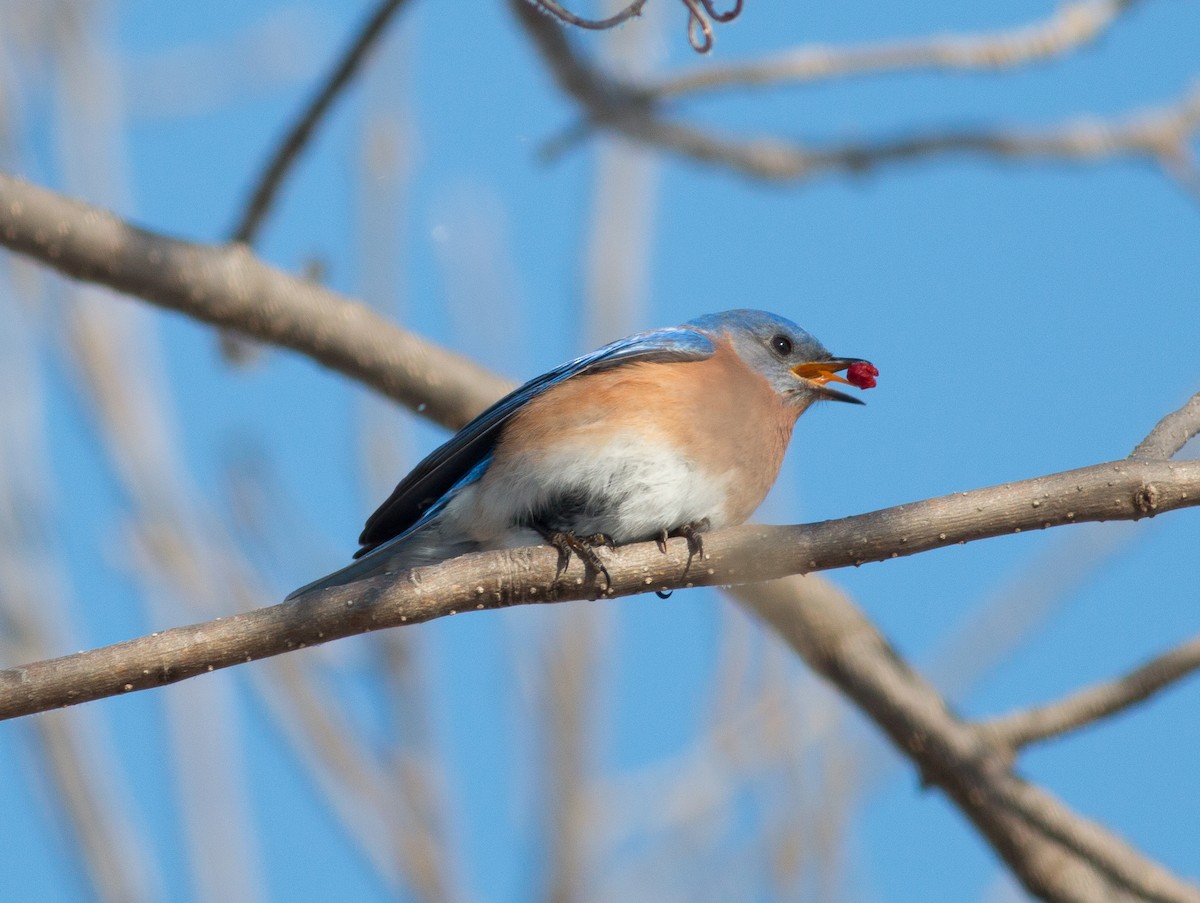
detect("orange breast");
top-left (493, 341), bottom-right (803, 526)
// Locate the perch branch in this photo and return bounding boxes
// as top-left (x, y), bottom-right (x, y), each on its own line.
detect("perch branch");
top-left (2, 455), bottom-right (1198, 721)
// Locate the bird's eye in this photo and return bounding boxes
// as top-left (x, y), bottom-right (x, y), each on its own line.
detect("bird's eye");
top-left (770, 334), bottom-right (794, 357)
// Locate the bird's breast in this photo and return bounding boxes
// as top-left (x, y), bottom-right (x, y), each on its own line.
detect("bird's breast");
top-left (468, 347), bottom-right (800, 544)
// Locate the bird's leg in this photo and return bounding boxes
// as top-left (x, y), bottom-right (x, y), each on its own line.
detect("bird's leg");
top-left (540, 529), bottom-right (613, 590)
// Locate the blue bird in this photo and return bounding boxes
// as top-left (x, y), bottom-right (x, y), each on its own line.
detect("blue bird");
top-left (289, 310), bottom-right (873, 598)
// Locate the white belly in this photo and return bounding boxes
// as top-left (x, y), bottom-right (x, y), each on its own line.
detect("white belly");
top-left (444, 434), bottom-right (732, 546)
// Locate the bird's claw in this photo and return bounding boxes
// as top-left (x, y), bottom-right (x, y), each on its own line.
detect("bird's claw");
top-left (653, 519), bottom-right (709, 560)
top-left (676, 519), bottom-right (709, 560)
top-left (543, 530), bottom-right (613, 590)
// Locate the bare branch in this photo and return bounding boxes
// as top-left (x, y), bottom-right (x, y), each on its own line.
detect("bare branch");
top-left (980, 635), bottom-right (1200, 750)
top-left (0, 171), bottom-right (511, 430)
top-left (731, 576), bottom-right (1200, 903)
top-left (230, 0), bottom-right (414, 246)
top-left (2, 456), bottom-right (1198, 722)
top-left (649, 0), bottom-right (1142, 99)
top-left (1131, 391), bottom-right (1200, 459)
top-left (514, 0), bottom-right (1200, 188)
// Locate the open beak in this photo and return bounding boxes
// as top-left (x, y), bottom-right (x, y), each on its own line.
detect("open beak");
top-left (791, 357), bottom-right (870, 405)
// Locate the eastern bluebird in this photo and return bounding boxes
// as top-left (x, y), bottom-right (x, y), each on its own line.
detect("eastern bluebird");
top-left (289, 309), bottom-right (872, 598)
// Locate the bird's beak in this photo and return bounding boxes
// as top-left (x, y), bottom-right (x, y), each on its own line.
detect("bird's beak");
top-left (791, 357), bottom-right (870, 405)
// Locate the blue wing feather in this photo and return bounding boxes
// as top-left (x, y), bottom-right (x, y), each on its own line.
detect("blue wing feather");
top-left (355, 326), bottom-right (716, 555)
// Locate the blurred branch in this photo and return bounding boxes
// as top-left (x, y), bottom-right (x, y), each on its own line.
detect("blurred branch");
top-left (0, 171), bottom-right (511, 430)
top-left (230, 0), bottom-right (413, 246)
top-left (513, 0), bottom-right (1200, 192)
top-left (649, 0), bottom-right (1143, 98)
top-left (979, 634), bottom-right (1200, 750)
top-left (2, 452), bottom-right (1199, 721)
top-left (729, 388), bottom-right (1200, 903)
top-left (731, 576), bottom-right (1199, 903)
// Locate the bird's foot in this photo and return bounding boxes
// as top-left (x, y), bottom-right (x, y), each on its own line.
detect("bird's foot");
top-left (674, 518), bottom-right (710, 560)
top-left (654, 519), bottom-right (710, 558)
top-left (652, 519), bottom-right (710, 598)
top-left (543, 530), bottom-right (614, 590)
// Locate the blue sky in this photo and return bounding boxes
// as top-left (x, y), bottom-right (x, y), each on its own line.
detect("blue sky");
top-left (2, 1), bottom-right (1198, 901)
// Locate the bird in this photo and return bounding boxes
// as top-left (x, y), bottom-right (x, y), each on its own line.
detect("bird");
top-left (288, 309), bottom-right (875, 599)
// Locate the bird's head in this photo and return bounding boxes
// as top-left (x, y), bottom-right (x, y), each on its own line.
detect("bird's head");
top-left (687, 309), bottom-right (876, 406)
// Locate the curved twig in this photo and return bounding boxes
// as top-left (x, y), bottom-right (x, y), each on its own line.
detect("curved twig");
top-left (528, 0), bottom-right (647, 30)
top-left (681, 0), bottom-right (715, 53)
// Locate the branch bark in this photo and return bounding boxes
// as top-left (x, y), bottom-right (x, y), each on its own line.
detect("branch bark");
top-left (0, 171), bottom-right (510, 430)
top-left (2, 455), bottom-right (1198, 722)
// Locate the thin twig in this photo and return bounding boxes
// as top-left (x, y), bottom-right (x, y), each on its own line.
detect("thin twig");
top-left (1131, 391), bottom-right (1200, 459)
top-left (980, 635), bottom-right (1200, 750)
top-left (230, 0), bottom-right (413, 246)
top-left (527, 0), bottom-right (648, 31)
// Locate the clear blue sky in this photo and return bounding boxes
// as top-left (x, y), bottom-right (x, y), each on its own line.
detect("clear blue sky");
top-left (2, 1), bottom-right (1198, 901)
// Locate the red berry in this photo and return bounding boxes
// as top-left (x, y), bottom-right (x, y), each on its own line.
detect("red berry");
top-left (846, 361), bottom-right (878, 390)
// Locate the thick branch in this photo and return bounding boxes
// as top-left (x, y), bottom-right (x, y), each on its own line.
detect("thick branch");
top-left (733, 577), bottom-right (1200, 903)
top-left (0, 172), bottom-right (510, 430)
top-left (2, 456), bottom-right (1198, 721)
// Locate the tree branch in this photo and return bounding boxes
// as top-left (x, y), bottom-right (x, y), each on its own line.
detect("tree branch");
top-left (513, 0), bottom-right (1200, 189)
top-left (648, 0), bottom-right (1143, 99)
top-left (2, 456), bottom-right (1198, 722)
top-left (732, 577), bottom-right (1200, 903)
top-left (230, 0), bottom-right (414, 246)
top-left (979, 635), bottom-right (1200, 750)
top-left (0, 171), bottom-right (510, 430)
top-left (1132, 391), bottom-right (1200, 459)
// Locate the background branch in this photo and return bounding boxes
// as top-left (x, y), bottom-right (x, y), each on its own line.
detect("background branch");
top-left (0, 172), bottom-right (510, 429)
top-left (230, 0), bottom-right (414, 246)
top-left (513, 0), bottom-right (1200, 192)
top-left (648, 0), bottom-right (1143, 98)
top-left (979, 635), bottom-right (1200, 750)
top-left (732, 577), bottom-right (1200, 903)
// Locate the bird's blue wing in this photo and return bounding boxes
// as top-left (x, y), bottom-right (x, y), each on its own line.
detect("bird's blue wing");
top-left (355, 326), bottom-right (716, 555)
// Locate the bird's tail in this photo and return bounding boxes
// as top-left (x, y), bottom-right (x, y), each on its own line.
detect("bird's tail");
top-left (284, 526), bottom-right (478, 600)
